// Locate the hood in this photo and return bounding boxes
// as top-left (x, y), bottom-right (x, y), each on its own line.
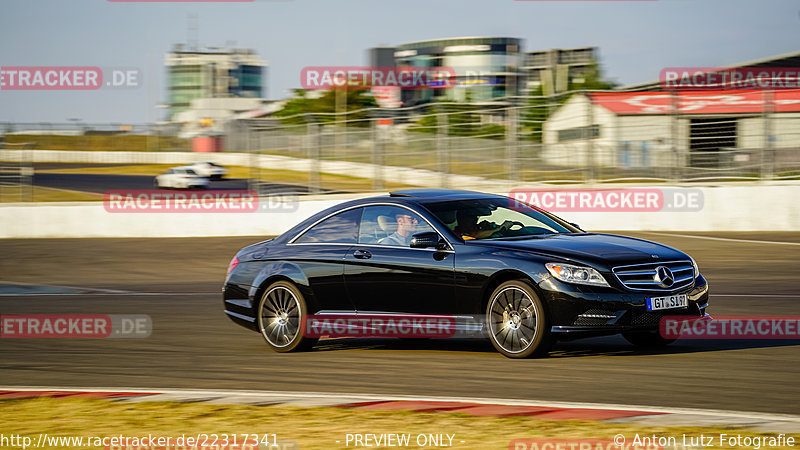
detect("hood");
top-left (467, 233), bottom-right (687, 269)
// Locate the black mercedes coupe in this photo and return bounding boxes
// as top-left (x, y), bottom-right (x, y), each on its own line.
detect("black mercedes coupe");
top-left (223, 189), bottom-right (709, 358)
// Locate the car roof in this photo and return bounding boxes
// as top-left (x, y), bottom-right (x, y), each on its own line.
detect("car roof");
top-left (385, 189), bottom-right (504, 202)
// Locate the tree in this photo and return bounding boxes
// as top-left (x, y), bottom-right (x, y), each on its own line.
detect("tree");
top-left (408, 101), bottom-right (506, 140)
top-left (519, 60), bottom-right (616, 142)
top-left (519, 85), bottom-right (552, 143)
top-left (274, 88), bottom-right (377, 126)
top-left (569, 61), bottom-right (618, 91)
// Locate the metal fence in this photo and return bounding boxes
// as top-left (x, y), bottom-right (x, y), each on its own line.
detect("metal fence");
top-left (3, 89), bottom-right (800, 198)
top-left (0, 122), bottom-right (187, 152)
top-left (225, 90), bottom-right (800, 193)
top-left (0, 142), bottom-right (34, 201)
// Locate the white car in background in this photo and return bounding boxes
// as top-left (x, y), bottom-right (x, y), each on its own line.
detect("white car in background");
top-left (154, 166), bottom-right (210, 189)
top-left (187, 161), bottom-right (228, 180)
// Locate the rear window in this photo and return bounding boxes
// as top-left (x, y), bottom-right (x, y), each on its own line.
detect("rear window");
top-left (294, 208), bottom-right (362, 244)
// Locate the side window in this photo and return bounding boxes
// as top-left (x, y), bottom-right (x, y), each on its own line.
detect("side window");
top-left (294, 208), bottom-right (362, 244)
top-left (358, 205), bottom-right (435, 247)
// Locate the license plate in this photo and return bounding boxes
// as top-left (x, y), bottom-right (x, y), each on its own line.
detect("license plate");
top-left (646, 294), bottom-right (688, 311)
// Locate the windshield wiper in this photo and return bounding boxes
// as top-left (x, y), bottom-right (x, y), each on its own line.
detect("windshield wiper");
top-left (488, 233), bottom-right (559, 241)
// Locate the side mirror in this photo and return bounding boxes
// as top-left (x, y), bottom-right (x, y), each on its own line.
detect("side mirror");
top-left (410, 231), bottom-right (447, 250)
top-left (569, 222), bottom-right (583, 231)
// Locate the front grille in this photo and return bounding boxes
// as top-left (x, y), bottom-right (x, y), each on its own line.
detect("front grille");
top-left (628, 311), bottom-right (665, 327)
top-left (572, 309), bottom-right (619, 326)
top-left (612, 260), bottom-right (695, 292)
top-left (625, 306), bottom-right (700, 328)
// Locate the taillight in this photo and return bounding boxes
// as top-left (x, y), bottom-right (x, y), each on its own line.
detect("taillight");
top-left (227, 256), bottom-right (239, 275)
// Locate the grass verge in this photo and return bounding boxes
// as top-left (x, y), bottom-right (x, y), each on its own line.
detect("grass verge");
top-left (0, 397), bottom-right (795, 449)
top-left (0, 186), bottom-right (101, 202)
top-left (35, 164), bottom-right (416, 193)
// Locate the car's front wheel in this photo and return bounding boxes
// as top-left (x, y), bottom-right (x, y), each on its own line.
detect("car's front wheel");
top-left (257, 280), bottom-right (317, 352)
top-left (622, 330), bottom-right (676, 348)
top-left (486, 280), bottom-right (552, 358)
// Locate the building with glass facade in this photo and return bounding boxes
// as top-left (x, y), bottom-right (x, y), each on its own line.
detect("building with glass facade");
top-left (522, 47), bottom-right (597, 95)
top-left (391, 37), bottom-right (522, 105)
top-left (166, 45), bottom-right (267, 119)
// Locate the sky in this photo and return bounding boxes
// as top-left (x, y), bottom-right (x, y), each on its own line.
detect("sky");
top-left (0, 0), bottom-right (798, 124)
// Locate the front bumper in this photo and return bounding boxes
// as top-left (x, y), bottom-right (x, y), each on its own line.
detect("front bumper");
top-left (541, 274), bottom-right (709, 339)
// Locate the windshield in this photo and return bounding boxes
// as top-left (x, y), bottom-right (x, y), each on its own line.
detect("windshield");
top-left (423, 198), bottom-right (576, 240)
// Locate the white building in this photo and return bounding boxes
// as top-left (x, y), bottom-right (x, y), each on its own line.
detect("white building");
top-left (542, 90), bottom-right (800, 170)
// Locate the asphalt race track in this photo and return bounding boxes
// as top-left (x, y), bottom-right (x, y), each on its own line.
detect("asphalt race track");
top-left (1, 232), bottom-right (799, 414)
top-left (32, 172), bottom-right (313, 195)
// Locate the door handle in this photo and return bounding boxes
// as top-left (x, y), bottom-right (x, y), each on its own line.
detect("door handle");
top-left (353, 249), bottom-right (372, 259)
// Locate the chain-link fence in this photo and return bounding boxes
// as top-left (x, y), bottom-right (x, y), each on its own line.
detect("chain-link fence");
top-left (0, 122), bottom-right (188, 152)
top-left (3, 89), bottom-right (799, 198)
top-left (226, 89), bottom-right (800, 193)
top-left (0, 142), bottom-right (35, 201)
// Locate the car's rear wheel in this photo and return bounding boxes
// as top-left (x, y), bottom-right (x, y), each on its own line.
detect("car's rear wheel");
top-left (486, 280), bottom-right (552, 358)
top-left (622, 330), bottom-right (676, 348)
top-left (257, 281), bottom-right (317, 352)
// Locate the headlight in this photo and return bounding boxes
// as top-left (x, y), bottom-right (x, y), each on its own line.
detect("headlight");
top-left (690, 257), bottom-right (699, 278)
top-left (545, 262), bottom-right (609, 287)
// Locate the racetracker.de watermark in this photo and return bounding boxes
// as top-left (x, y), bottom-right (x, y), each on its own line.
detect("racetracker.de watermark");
top-left (301, 66), bottom-right (456, 90)
top-left (509, 438), bottom-right (661, 450)
top-left (304, 314), bottom-right (458, 339)
top-left (0, 314), bottom-right (151, 338)
top-left (509, 188), bottom-right (703, 212)
top-left (109, 0), bottom-right (253, 2)
top-left (515, 0), bottom-right (656, 2)
top-left (103, 190), bottom-right (298, 213)
top-left (660, 67), bottom-right (800, 91)
top-left (1, 433), bottom-right (296, 450)
top-left (0, 67), bottom-right (141, 90)
top-left (660, 315), bottom-right (800, 340)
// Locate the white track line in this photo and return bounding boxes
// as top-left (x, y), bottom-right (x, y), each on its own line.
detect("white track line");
top-left (0, 280), bottom-right (133, 294)
top-left (0, 280), bottom-right (220, 297)
top-left (0, 293), bottom-right (217, 297)
top-left (638, 232), bottom-right (800, 246)
top-left (2, 386), bottom-right (799, 423)
top-left (4, 292), bottom-right (798, 298)
top-left (713, 294), bottom-right (800, 298)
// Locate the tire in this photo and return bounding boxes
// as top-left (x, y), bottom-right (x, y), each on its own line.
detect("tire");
top-left (256, 281), bottom-right (317, 353)
top-left (486, 280), bottom-right (552, 358)
top-left (622, 330), bottom-right (676, 348)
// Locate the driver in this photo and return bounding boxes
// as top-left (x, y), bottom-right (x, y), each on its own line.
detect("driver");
top-left (379, 212), bottom-right (419, 246)
top-left (455, 209), bottom-right (517, 240)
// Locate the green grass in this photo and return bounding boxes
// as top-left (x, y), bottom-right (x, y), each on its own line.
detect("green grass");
top-left (3, 134), bottom-right (190, 152)
top-left (4, 165), bottom-right (417, 202)
top-left (0, 186), bottom-right (101, 202)
top-left (0, 397), bottom-right (795, 449)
